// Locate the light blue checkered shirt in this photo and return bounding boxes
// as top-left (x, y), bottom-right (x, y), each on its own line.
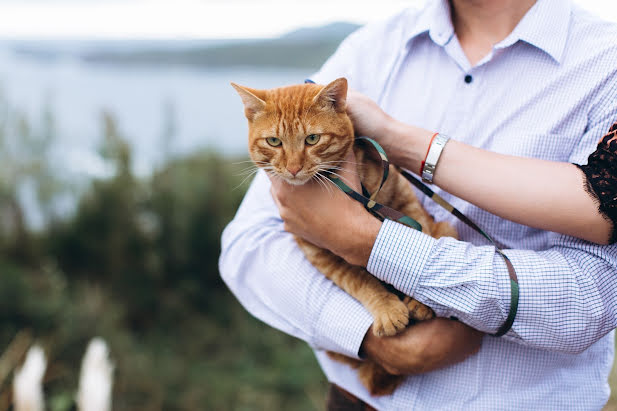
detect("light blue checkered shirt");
top-left (220, 0), bottom-right (617, 409)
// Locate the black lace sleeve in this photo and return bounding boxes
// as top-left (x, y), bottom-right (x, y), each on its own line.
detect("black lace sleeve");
top-left (575, 122), bottom-right (617, 244)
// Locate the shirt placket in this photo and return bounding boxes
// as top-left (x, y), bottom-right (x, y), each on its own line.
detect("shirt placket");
top-left (438, 36), bottom-right (484, 136)
top-left (422, 39), bottom-right (485, 214)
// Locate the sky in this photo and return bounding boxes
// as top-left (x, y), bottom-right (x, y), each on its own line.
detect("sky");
top-left (0, 0), bottom-right (615, 39)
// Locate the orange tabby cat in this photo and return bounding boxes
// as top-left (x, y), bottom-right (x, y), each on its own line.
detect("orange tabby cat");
top-left (232, 78), bottom-right (457, 396)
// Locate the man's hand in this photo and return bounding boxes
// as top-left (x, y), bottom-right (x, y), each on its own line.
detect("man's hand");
top-left (269, 151), bottom-right (382, 267)
top-left (346, 90), bottom-right (392, 140)
top-left (346, 90), bottom-right (434, 169)
top-left (361, 318), bottom-right (484, 375)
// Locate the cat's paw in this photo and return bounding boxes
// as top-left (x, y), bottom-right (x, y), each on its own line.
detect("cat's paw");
top-left (372, 298), bottom-right (409, 337)
top-left (406, 297), bottom-right (434, 321)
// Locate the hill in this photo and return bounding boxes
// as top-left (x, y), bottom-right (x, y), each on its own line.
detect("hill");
top-left (80, 22), bottom-right (361, 70)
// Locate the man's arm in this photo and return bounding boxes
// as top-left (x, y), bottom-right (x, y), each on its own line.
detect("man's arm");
top-left (219, 171), bottom-right (373, 358)
top-left (367, 220), bottom-right (617, 354)
top-left (271, 166), bottom-right (617, 355)
top-left (346, 91), bottom-right (613, 244)
top-left (365, 93), bottom-right (617, 353)
top-left (270, 103), bottom-right (617, 355)
top-left (221, 170), bottom-right (485, 370)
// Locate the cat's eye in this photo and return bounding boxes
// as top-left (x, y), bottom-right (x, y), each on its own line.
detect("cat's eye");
top-left (305, 134), bottom-right (320, 145)
top-left (266, 137), bottom-right (282, 147)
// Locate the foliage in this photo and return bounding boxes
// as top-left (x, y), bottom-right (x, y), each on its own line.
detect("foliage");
top-left (2, 100), bottom-right (616, 410)
top-left (0, 92), bottom-right (64, 263)
top-left (0, 109), bottom-right (326, 410)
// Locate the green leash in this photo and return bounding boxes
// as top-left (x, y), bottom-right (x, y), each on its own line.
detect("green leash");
top-left (327, 137), bottom-right (519, 337)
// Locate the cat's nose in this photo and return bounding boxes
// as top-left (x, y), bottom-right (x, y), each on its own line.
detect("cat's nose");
top-left (287, 165), bottom-right (302, 176)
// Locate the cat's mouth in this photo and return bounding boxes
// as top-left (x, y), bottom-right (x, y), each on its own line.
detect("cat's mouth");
top-left (281, 174), bottom-right (312, 186)
top-left (270, 169), bottom-right (316, 186)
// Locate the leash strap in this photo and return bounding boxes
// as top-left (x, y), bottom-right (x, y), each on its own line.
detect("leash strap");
top-left (397, 169), bottom-right (519, 337)
top-left (327, 136), bottom-right (518, 337)
top-left (328, 175), bottom-right (423, 232)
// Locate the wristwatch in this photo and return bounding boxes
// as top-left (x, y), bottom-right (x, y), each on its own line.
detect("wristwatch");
top-left (421, 133), bottom-right (450, 183)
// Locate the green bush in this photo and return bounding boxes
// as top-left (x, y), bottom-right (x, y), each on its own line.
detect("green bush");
top-left (0, 111), bottom-right (326, 410)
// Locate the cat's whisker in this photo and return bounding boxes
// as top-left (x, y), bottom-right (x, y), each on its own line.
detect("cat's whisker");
top-left (312, 173), bottom-right (329, 193)
top-left (234, 166), bottom-right (259, 176)
top-left (322, 166), bottom-right (345, 172)
top-left (235, 164), bottom-right (276, 177)
top-left (236, 167), bottom-right (280, 190)
top-left (321, 160), bottom-right (361, 167)
top-left (324, 170), bottom-right (358, 189)
top-left (321, 159), bottom-right (357, 164)
top-left (315, 172), bottom-right (337, 196)
top-left (316, 166), bottom-right (355, 180)
top-left (315, 167), bottom-right (342, 186)
top-left (313, 173), bottom-right (329, 194)
top-left (232, 168), bottom-right (260, 191)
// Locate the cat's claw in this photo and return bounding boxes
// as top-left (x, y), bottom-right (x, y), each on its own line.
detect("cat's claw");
top-left (405, 297), bottom-right (435, 321)
top-left (372, 299), bottom-right (409, 337)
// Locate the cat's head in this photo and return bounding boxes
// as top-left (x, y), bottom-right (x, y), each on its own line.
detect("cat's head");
top-left (231, 78), bottom-right (354, 185)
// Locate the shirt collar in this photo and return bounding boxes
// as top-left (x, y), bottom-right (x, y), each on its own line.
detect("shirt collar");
top-left (495, 0), bottom-right (571, 64)
top-left (405, 0), bottom-right (572, 64)
top-left (406, 0), bottom-right (455, 47)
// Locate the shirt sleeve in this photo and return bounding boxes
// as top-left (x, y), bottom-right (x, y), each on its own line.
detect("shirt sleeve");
top-left (367, 114), bottom-right (617, 355)
top-left (310, 9), bottom-right (410, 99)
top-left (575, 122), bottom-right (617, 244)
top-left (219, 171), bottom-right (373, 358)
top-left (219, 15), bottom-right (410, 358)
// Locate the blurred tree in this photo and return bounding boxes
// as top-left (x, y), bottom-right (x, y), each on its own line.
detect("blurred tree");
top-left (0, 97), bottom-right (327, 410)
top-left (0, 93), bottom-right (64, 263)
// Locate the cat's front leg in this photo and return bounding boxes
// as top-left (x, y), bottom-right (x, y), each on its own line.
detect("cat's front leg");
top-left (403, 296), bottom-right (434, 321)
top-left (296, 238), bottom-right (409, 337)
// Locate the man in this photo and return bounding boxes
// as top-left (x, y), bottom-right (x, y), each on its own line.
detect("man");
top-left (220, 0), bottom-right (617, 409)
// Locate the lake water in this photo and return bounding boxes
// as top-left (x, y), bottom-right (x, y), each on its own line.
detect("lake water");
top-left (0, 46), bottom-right (311, 177)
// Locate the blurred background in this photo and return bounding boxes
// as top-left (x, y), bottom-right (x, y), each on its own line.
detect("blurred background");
top-left (0, 0), bottom-right (616, 409)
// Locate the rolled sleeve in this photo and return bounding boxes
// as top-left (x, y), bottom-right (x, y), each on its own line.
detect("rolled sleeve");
top-left (220, 172), bottom-right (373, 359)
top-left (364, 216), bottom-right (617, 353)
top-left (314, 291), bottom-right (374, 358)
top-left (367, 219), bottom-right (511, 334)
top-left (367, 219), bottom-right (436, 295)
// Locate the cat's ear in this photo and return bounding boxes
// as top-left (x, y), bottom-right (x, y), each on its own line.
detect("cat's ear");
top-left (313, 77), bottom-right (348, 113)
top-left (231, 83), bottom-right (267, 120)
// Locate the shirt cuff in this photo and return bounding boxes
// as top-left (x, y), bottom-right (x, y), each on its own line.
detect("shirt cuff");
top-left (314, 289), bottom-right (374, 359)
top-left (367, 219), bottom-right (436, 295)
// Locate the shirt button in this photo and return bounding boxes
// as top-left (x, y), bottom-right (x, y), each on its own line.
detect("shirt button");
top-left (464, 74), bottom-right (473, 84)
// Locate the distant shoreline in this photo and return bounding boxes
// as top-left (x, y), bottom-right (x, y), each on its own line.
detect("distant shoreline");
top-left (3, 22), bottom-right (361, 70)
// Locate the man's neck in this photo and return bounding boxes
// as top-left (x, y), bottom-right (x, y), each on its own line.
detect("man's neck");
top-left (450, 0), bottom-right (537, 66)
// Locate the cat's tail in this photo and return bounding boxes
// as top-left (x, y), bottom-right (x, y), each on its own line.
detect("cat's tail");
top-left (76, 338), bottom-right (114, 411)
top-left (13, 345), bottom-right (47, 411)
top-left (326, 351), bottom-right (405, 396)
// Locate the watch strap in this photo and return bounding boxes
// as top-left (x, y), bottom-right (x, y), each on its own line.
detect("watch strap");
top-left (422, 133), bottom-right (450, 183)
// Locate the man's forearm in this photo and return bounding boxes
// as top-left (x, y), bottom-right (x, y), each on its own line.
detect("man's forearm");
top-left (361, 318), bottom-right (484, 375)
top-left (220, 171), bottom-right (373, 358)
top-left (367, 219), bottom-right (617, 353)
top-left (380, 120), bottom-right (611, 244)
